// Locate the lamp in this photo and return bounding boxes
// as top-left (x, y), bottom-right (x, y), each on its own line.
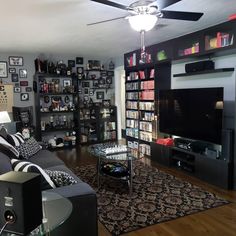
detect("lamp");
top-left (128, 14), bottom-right (158, 32)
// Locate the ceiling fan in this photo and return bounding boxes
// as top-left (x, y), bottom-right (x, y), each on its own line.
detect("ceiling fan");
top-left (88, 0), bottom-right (204, 27)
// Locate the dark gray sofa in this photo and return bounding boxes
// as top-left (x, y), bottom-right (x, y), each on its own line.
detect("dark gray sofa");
top-left (0, 149), bottom-right (98, 236)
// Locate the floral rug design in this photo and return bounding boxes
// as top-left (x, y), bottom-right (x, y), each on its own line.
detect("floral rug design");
top-left (73, 161), bottom-right (229, 236)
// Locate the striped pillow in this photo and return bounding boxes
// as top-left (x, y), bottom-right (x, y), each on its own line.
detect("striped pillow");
top-left (11, 159), bottom-right (56, 190)
top-left (0, 136), bottom-right (19, 157)
top-left (7, 132), bottom-right (25, 147)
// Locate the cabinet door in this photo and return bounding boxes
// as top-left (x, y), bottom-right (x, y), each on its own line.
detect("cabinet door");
top-left (151, 142), bottom-right (171, 166)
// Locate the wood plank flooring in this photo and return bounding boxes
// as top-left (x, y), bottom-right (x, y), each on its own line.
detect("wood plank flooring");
top-left (56, 144), bottom-right (236, 236)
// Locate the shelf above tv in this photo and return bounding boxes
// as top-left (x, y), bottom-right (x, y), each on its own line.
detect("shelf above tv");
top-left (173, 68), bottom-right (235, 77)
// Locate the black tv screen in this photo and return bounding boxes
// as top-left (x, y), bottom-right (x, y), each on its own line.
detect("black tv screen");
top-left (159, 87), bottom-right (223, 144)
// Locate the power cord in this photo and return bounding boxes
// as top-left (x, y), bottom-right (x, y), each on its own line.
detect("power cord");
top-left (0, 221), bottom-right (9, 235)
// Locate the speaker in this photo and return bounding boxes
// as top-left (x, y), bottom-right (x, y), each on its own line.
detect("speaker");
top-left (222, 129), bottom-right (234, 162)
top-left (185, 60), bottom-right (215, 73)
top-left (0, 171), bottom-right (42, 235)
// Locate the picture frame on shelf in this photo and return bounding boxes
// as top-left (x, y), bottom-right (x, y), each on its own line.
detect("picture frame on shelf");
top-left (107, 70), bottom-right (114, 76)
top-left (14, 87), bottom-right (21, 93)
top-left (101, 71), bottom-right (107, 77)
top-left (9, 68), bottom-right (16, 73)
top-left (96, 91), bottom-right (104, 100)
top-left (102, 99), bottom-right (111, 107)
top-left (9, 56), bottom-right (24, 66)
top-left (77, 67), bottom-right (84, 74)
top-left (63, 79), bottom-right (71, 87)
top-left (20, 93), bottom-right (29, 101)
top-left (93, 80), bottom-right (99, 87)
top-left (19, 69), bottom-right (27, 78)
top-left (106, 76), bottom-right (112, 84)
top-left (99, 78), bottom-right (105, 85)
top-left (76, 57), bottom-right (84, 65)
top-left (82, 81), bottom-right (90, 88)
top-left (89, 89), bottom-right (94, 96)
top-left (68, 60), bottom-right (75, 68)
top-left (84, 88), bottom-right (89, 95)
top-left (20, 81), bottom-right (28, 86)
top-left (11, 73), bottom-right (19, 82)
top-left (0, 61), bottom-right (8, 78)
top-left (84, 95), bottom-right (89, 101)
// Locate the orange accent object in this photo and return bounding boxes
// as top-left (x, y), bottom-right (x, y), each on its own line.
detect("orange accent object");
top-left (156, 138), bottom-right (174, 146)
top-left (228, 14), bottom-right (236, 21)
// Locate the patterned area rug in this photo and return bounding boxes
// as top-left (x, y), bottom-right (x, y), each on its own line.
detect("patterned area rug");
top-left (73, 160), bottom-right (229, 236)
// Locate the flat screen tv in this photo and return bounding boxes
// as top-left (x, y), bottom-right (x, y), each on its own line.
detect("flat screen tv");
top-left (159, 87), bottom-right (223, 144)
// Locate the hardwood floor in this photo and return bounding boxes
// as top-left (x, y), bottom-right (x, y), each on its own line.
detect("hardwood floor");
top-left (56, 144), bottom-right (236, 236)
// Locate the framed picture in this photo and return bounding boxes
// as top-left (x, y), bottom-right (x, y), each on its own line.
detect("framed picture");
top-left (77, 67), bottom-right (84, 74)
top-left (0, 62), bottom-right (8, 78)
top-left (25, 87), bottom-right (32, 92)
top-left (84, 95), bottom-right (89, 101)
top-left (106, 76), bottom-right (112, 84)
top-left (93, 80), bottom-right (99, 87)
top-left (102, 99), bottom-right (111, 107)
top-left (78, 88), bottom-right (82, 94)
top-left (76, 57), bottom-right (84, 65)
top-left (82, 81), bottom-right (90, 88)
top-left (20, 81), bottom-right (28, 86)
top-left (9, 56), bottom-right (24, 66)
top-left (68, 60), bottom-right (75, 68)
top-left (19, 69), bottom-right (27, 78)
top-left (14, 87), bottom-right (21, 93)
top-left (9, 68), bottom-right (16, 73)
top-left (99, 78), bottom-right (105, 85)
top-left (101, 71), bottom-right (107, 77)
top-left (63, 79), bottom-right (71, 87)
top-left (107, 70), bottom-right (114, 76)
top-left (89, 89), bottom-right (94, 96)
top-left (96, 91), bottom-right (104, 100)
top-left (11, 73), bottom-right (19, 82)
top-left (84, 88), bottom-right (89, 95)
top-left (21, 93), bottom-right (29, 101)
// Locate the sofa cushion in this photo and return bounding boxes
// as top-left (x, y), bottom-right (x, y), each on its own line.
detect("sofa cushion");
top-left (0, 152), bottom-right (13, 175)
top-left (15, 137), bottom-right (42, 159)
top-left (11, 159), bottom-right (56, 190)
top-left (45, 169), bottom-right (78, 187)
top-left (0, 136), bottom-right (19, 157)
top-left (7, 132), bottom-right (25, 146)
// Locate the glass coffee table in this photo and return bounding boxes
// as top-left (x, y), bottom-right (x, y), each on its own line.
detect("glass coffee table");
top-left (3, 191), bottom-right (72, 236)
top-left (88, 143), bottom-right (136, 195)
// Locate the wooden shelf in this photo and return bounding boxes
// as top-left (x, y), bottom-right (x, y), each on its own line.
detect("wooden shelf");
top-left (173, 68), bottom-right (234, 77)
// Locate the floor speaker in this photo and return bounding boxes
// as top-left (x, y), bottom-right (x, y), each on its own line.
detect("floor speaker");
top-left (222, 129), bottom-right (234, 162)
top-left (0, 171), bottom-right (42, 235)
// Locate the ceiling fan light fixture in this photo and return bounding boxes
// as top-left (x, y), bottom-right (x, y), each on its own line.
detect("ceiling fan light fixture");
top-left (128, 14), bottom-right (157, 32)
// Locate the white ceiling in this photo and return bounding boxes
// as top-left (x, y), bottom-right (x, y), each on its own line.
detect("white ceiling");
top-left (1, 0), bottom-right (236, 59)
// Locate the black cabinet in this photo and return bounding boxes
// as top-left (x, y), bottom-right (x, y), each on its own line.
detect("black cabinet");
top-left (151, 142), bottom-right (233, 189)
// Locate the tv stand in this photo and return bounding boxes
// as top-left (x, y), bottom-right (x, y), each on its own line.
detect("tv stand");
top-left (151, 142), bottom-right (233, 189)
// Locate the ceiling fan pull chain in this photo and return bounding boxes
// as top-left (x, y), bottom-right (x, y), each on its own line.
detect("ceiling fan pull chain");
top-left (140, 30), bottom-right (146, 64)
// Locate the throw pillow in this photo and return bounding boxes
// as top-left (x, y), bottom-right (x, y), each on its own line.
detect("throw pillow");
top-left (15, 137), bottom-right (42, 159)
top-left (0, 136), bottom-right (19, 158)
top-left (11, 159), bottom-right (56, 190)
top-left (45, 170), bottom-right (78, 187)
top-left (7, 132), bottom-right (25, 147)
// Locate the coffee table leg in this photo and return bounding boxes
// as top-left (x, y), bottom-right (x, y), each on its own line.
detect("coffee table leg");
top-left (128, 159), bottom-right (133, 196)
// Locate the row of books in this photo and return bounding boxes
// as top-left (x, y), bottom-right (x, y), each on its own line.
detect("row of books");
top-left (126, 82), bottom-right (139, 90)
top-left (127, 72), bottom-right (139, 81)
top-left (139, 144), bottom-right (151, 156)
top-left (140, 80), bottom-right (154, 90)
top-left (126, 110), bottom-right (139, 119)
top-left (139, 102), bottom-right (154, 111)
top-left (140, 121), bottom-right (152, 132)
top-left (140, 131), bottom-right (152, 142)
top-left (103, 131), bottom-right (116, 140)
top-left (126, 119), bottom-right (138, 128)
top-left (103, 121), bottom-right (116, 131)
top-left (178, 42), bottom-right (200, 56)
top-left (126, 101), bottom-right (138, 110)
top-left (139, 90), bottom-right (154, 100)
top-left (127, 69), bottom-right (155, 81)
top-left (126, 53), bottom-right (137, 67)
top-left (140, 111), bottom-right (154, 121)
top-left (126, 92), bottom-right (139, 100)
top-left (126, 128), bottom-right (139, 139)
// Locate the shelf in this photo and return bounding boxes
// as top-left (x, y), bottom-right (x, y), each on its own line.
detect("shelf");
top-left (41, 110), bottom-right (76, 114)
top-left (139, 109), bottom-right (154, 112)
top-left (171, 156), bottom-right (195, 166)
top-left (173, 68), bottom-right (235, 77)
top-left (40, 92), bottom-right (76, 96)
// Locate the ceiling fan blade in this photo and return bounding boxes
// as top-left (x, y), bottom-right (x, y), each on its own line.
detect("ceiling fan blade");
top-left (156, 0), bottom-right (182, 10)
top-left (87, 16), bottom-right (127, 26)
top-left (91, 0), bottom-right (130, 11)
top-left (161, 10), bottom-right (204, 21)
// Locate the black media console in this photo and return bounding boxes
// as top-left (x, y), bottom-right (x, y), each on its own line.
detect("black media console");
top-left (151, 130), bottom-right (234, 189)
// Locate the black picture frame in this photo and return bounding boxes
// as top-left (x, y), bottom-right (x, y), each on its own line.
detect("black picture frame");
top-left (84, 95), bottom-right (89, 101)
top-left (101, 71), bottom-right (107, 77)
top-left (84, 88), bottom-right (89, 95)
top-left (99, 78), bottom-right (105, 85)
top-left (107, 70), bottom-right (114, 76)
top-left (9, 56), bottom-right (24, 66)
top-left (77, 67), bottom-right (84, 74)
top-left (93, 80), bottom-right (99, 87)
top-left (19, 69), bottom-right (27, 78)
top-left (102, 99), bottom-right (111, 107)
top-left (106, 76), bottom-right (112, 84)
top-left (0, 61), bottom-right (8, 78)
top-left (76, 57), bottom-right (84, 65)
top-left (96, 91), bottom-right (104, 100)
top-left (14, 87), bottom-right (21, 93)
top-left (11, 73), bottom-right (19, 82)
top-left (68, 60), bottom-right (75, 68)
top-left (20, 93), bottom-right (29, 101)
top-left (25, 87), bottom-right (32, 92)
top-left (9, 68), bottom-right (16, 73)
top-left (63, 79), bottom-right (71, 87)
